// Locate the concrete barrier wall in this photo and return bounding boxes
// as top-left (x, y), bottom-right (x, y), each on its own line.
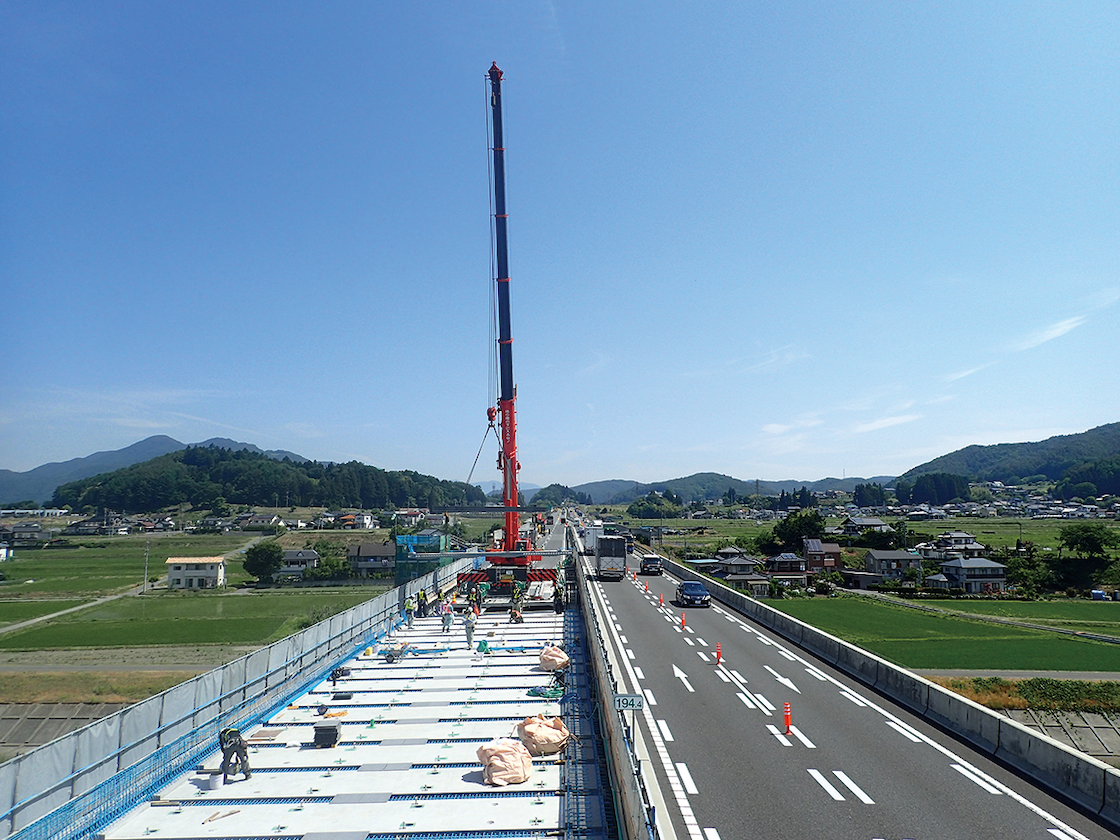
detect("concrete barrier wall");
top-left (662, 558), bottom-right (1120, 829)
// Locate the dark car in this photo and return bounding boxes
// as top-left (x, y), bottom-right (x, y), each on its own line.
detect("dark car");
top-left (676, 580), bottom-right (711, 607)
top-left (640, 554), bottom-right (663, 575)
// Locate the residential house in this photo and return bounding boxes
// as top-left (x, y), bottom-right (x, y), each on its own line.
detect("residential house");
top-left (915, 530), bottom-right (987, 561)
top-left (802, 539), bottom-right (843, 572)
top-left (765, 553), bottom-right (809, 588)
top-left (723, 572), bottom-right (771, 598)
top-left (278, 549), bottom-right (320, 580)
top-left (166, 556), bottom-right (226, 589)
top-left (926, 557), bottom-right (1007, 594)
top-left (863, 549), bottom-right (922, 581)
top-left (840, 517), bottom-right (892, 537)
top-left (348, 542), bottom-right (396, 577)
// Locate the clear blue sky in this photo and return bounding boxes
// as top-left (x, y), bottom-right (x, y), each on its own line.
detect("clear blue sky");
top-left (2, 1), bottom-right (1118, 488)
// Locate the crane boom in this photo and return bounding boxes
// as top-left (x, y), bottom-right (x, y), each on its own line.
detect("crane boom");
top-left (488, 62), bottom-right (522, 555)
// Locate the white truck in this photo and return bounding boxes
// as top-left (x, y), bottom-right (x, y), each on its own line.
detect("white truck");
top-left (582, 522), bottom-right (605, 555)
top-left (595, 535), bottom-right (628, 581)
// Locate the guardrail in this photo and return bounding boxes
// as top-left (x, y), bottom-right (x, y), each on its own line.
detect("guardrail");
top-left (571, 528), bottom-right (659, 840)
top-left (663, 557), bottom-right (1120, 831)
top-left (0, 559), bottom-right (472, 840)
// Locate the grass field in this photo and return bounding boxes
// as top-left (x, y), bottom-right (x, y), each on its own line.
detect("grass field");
top-left (769, 596), bottom-right (1120, 672)
top-left (0, 533), bottom-right (254, 597)
top-left (924, 599), bottom-right (1120, 636)
top-left (0, 589), bottom-right (382, 650)
top-left (0, 599), bottom-right (87, 626)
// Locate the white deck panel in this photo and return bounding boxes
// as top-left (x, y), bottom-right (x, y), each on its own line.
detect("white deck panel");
top-left (95, 606), bottom-right (589, 840)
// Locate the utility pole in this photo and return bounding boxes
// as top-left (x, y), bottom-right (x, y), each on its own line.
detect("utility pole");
top-left (143, 539), bottom-right (150, 594)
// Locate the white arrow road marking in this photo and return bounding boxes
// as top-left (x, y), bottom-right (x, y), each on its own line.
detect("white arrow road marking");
top-left (833, 771), bottom-right (874, 804)
top-left (764, 664), bottom-right (800, 693)
top-left (676, 762), bottom-right (699, 795)
top-left (673, 664), bottom-right (695, 692)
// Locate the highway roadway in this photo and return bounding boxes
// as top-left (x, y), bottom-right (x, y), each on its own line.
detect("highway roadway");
top-left (584, 556), bottom-right (1116, 840)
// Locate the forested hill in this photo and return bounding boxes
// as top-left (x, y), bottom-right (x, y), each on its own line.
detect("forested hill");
top-left (51, 446), bottom-right (488, 512)
top-left (897, 422), bottom-right (1120, 485)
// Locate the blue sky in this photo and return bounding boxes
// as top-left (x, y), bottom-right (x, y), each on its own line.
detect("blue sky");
top-left (2, 1), bottom-right (1118, 488)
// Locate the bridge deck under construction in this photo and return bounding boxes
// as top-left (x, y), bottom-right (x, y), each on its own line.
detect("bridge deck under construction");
top-left (96, 603), bottom-right (611, 840)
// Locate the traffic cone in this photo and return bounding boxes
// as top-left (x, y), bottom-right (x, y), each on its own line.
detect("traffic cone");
top-left (784, 702), bottom-right (792, 735)
top-left (715, 642), bottom-right (721, 663)
top-left (681, 612), bottom-right (686, 629)
top-left (659, 593), bottom-right (663, 607)
top-left (645, 581), bottom-right (649, 593)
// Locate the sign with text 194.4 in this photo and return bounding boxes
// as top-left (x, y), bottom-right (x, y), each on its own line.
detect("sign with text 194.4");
top-left (613, 693), bottom-right (644, 711)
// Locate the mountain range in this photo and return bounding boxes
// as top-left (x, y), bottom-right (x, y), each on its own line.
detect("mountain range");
top-left (0, 436), bottom-right (306, 506)
top-left (3, 422), bottom-right (1118, 508)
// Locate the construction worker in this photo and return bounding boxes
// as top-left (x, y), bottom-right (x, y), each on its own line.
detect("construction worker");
top-left (417, 588), bottom-right (428, 617)
top-left (441, 598), bottom-right (454, 633)
top-left (219, 727), bottom-right (250, 782)
top-left (404, 596), bottom-right (416, 629)
top-left (469, 586), bottom-right (481, 616)
top-left (463, 609), bottom-right (477, 649)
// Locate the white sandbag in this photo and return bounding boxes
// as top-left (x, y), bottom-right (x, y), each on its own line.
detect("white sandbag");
top-left (476, 738), bottom-right (533, 786)
top-left (539, 645), bottom-right (570, 671)
top-left (515, 714), bottom-right (570, 756)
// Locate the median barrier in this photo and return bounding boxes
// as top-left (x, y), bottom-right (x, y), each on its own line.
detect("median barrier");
top-left (996, 716), bottom-right (1110, 816)
top-left (662, 557), bottom-right (1120, 830)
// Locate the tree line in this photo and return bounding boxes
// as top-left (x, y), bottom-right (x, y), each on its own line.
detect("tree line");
top-left (51, 445), bottom-right (488, 512)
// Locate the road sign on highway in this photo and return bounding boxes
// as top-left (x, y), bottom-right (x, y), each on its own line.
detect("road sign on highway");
top-left (613, 693), bottom-right (645, 711)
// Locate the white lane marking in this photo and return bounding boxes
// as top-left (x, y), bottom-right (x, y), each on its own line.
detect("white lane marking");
top-left (753, 692), bottom-right (776, 712)
top-left (779, 650), bottom-right (796, 660)
top-left (886, 720), bottom-right (922, 742)
top-left (833, 770), bottom-right (875, 804)
top-left (644, 688), bottom-right (657, 706)
top-left (951, 763), bottom-right (1003, 794)
top-left (736, 692), bottom-right (756, 709)
top-left (715, 669), bottom-right (730, 683)
top-left (803, 665), bottom-right (827, 680)
top-left (697, 637), bottom-right (708, 646)
top-left (697, 651), bottom-right (710, 662)
top-left (766, 724), bottom-right (792, 746)
top-left (676, 762), bottom-right (699, 795)
top-left (657, 719), bottom-right (674, 742)
top-left (634, 666), bottom-right (645, 680)
top-left (626, 648), bottom-right (635, 660)
top-left (673, 664), bottom-right (695, 692)
top-left (581, 558), bottom-right (703, 840)
top-left (788, 725), bottom-right (816, 748)
top-left (674, 625), bottom-right (683, 632)
top-left (684, 637), bottom-right (695, 646)
top-left (703, 829), bottom-right (721, 840)
top-left (708, 592), bottom-right (1095, 840)
top-left (620, 635), bottom-right (628, 644)
top-left (808, 768), bottom-right (845, 800)
top-left (685, 625), bottom-right (695, 633)
top-left (731, 670), bottom-right (746, 682)
top-left (615, 623), bottom-right (623, 631)
top-left (1049, 830), bottom-right (1079, 840)
top-left (840, 689), bottom-right (868, 707)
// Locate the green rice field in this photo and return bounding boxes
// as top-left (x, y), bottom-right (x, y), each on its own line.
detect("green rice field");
top-left (769, 597), bottom-right (1120, 672)
top-left (0, 590), bottom-right (381, 650)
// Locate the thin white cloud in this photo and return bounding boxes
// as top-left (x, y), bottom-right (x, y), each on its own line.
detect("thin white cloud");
top-left (1011, 316), bottom-right (1086, 352)
top-left (944, 363), bottom-right (992, 382)
top-left (853, 414), bottom-right (921, 434)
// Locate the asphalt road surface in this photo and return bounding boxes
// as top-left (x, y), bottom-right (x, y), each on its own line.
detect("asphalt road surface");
top-left (585, 558), bottom-right (1116, 840)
